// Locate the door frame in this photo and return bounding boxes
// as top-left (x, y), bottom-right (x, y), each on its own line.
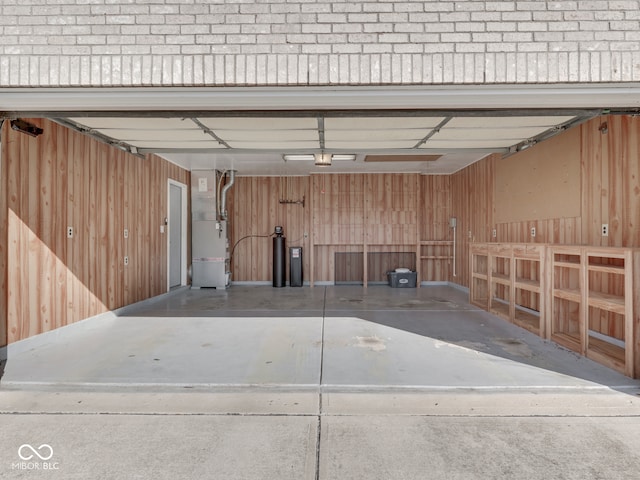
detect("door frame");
top-left (167, 179), bottom-right (188, 291)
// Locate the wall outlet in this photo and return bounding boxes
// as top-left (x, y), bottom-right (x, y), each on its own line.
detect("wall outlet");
top-left (124, 228), bottom-right (128, 239)
top-left (160, 225), bottom-right (165, 234)
top-left (492, 228), bottom-right (497, 238)
top-left (67, 226), bottom-right (73, 238)
top-left (124, 256), bottom-right (129, 266)
top-left (602, 223), bottom-right (609, 236)
top-left (530, 227), bottom-right (536, 237)
top-left (468, 230), bottom-right (472, 239)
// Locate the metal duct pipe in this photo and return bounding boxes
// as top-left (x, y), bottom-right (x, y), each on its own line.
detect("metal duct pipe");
top-left (220, 170), bottom-right (236, 220)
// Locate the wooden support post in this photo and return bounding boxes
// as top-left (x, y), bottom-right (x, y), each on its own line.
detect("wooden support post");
top-left (634, 250), bottom-right (640, 379)
top-left (624, 249), bottom-right (634, 377)
top-left (579, 248), bottom-right (588, 357)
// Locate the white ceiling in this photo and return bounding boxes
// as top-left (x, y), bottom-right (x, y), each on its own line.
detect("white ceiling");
top-left (65, 113), bottom-right (578, 175)
top-left (4, 83), bottom-right (632, 175)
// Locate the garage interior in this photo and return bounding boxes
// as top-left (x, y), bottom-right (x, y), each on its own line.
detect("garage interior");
top-left (2, 85), bottom-right (640, 478)
top-left (1, 85), bottom-right (640, 381)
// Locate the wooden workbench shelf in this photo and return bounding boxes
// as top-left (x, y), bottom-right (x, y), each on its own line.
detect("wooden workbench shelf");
top-left (471, 243), bottom-right (640, 378)
top-left (470, 243), bottom-right (545, 335)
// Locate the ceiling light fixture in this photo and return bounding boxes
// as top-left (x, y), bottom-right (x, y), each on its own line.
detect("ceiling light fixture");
top-left (283, 153), bottom-right (356, 165)
top-left (315, 152), bottom-right (332, 167)
top-left (283, 154), bottom-right (315, 162)
top-left (331, 154), bottom-right (357, 161)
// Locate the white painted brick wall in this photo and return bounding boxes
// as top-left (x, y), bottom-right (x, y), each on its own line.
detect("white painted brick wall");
top-left (1, 0), bottom-right (639, 86)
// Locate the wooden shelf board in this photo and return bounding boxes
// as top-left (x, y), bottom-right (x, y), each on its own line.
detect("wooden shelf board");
top-left (514, 309), bottom-right (540, 334)
top-left (420, 256), bottom-right (452, 260)
top-left (471, 298), bottom-right (489, 309)
top-left (587, 264), bottom-right (625, 274)
top-left (420, 240), bottom-right (453, 245)
top-left (554, 261), bottom-right (581, 269)
top-left (586, 251), bottom-right (627, 260)
top-left (472, 273), bottom-right (488, 281)
top-left (515, 278), bottom-right (540, 293)
top-left (487, 245), bottom-right (512, 257)
top-left (587, 338), bottom-right (626, 375)
top-left (491, 272), bottom-right (511, 285)
top-left (553, 288), bottom-right (581, 303)
top-left (588, 291), bottom-right (626, 314)
top-left (588, 336), bottom-right (626, 363)
top-left (490, 301), bottom-right (511, 320)
top-left (512, 244), bottom-right (544, 259)
top-left (551, 332), bottom-right (582, 353)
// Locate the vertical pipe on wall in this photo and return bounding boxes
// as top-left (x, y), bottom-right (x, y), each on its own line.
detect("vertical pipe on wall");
top-left (450, 217), bottom-right (457, 277)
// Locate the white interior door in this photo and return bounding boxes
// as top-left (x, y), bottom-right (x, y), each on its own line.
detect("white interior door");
top-left (169, 183), bottom-right (182, 288)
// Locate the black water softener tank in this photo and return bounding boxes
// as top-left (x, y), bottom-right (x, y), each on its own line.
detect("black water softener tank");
top-left (273, 226), bottom-right (286, 287)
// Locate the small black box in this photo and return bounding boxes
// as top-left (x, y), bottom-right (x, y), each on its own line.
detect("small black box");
top-left (387, 271), bottom-right (417, 288)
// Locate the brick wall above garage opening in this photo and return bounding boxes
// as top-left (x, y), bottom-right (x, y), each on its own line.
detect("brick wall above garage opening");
top-left (1, 1), bottom-right (640, 87)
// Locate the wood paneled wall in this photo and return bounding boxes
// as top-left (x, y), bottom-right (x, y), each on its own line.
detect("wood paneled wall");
top-left (364, 173), bottom-right (418, 245)
top-left (311, 173), bottom-right (418, 283)
top-left (448, 115), bottom-right (640, 289)
top-left (450, 155), bottom-right (496, 288)
top-left (229, 173), bottom-right (421, 284)
top-left (420, 175), bottom-right (453, 282)
top-left (312, 174), bottom-right (365, 246)
top-left (227, 176), bottom-right (310, 282)
top-left (0, 119), bottom-right (189, 346)
top-left (582, 115), bottom-right (640, 247)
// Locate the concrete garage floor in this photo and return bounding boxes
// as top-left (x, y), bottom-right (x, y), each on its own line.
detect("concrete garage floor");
top-left (1, 285), bottom-right (640, 479)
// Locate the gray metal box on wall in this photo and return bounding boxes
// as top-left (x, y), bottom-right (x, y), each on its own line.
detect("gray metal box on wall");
top-left (191, 170), bottom-right (218, 221)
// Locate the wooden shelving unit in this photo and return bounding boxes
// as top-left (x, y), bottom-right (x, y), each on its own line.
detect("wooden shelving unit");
top-left (548, 246), bottom-right (638, 376)
top-left (470, 243), bottom-right (545, 335)
top-left (584, 248), bottom-right (634, 376)
top-left (470, 244), bottom-right (489, 309)
top-left (419, 240), bottom-right (454, 260)
top-left (549, 246), bottom-right (583, 353)
top-left (489, 244), bottom-right (513, 322)
top-left (472, 243), bottom-right (638, 377)
top-left (512, 244), bottom-right (545, 336)
top-left (418, 240), bottom-right (453, 286)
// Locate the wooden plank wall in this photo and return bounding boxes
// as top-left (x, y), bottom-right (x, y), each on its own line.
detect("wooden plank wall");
top-left (582, 115), bottom-right (640, 247)
top-left (227, 175), bottom-right (310, 282)
top-left (420, 175), bottom-right (453, 282)
top-left (310, 173), bottom-right (418, 283)
top-left (310, 174), bottom-right (365, 282)
top-left (312, 174), bottom-right (365, 246)
top-left (448, 114), bottom-right (640, 290)
top-left (364, 173), bottom-right (418, 246)
top-left (0, 119), bottom-right (189, 346)
top-left (450, 155), bottom-right (496, 288)
top-left (229, 173), bottom-right (420, 284)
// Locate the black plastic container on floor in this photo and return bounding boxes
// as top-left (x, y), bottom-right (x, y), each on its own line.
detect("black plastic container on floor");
top-left (273, 233), bottom-right (286, 287)
top-left (387, 271), bottom-right (417, 288)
